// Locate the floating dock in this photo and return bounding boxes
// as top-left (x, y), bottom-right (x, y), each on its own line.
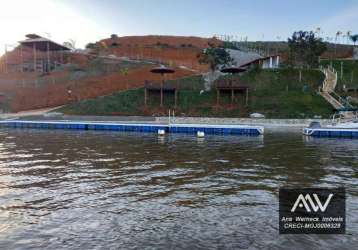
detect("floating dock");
top-left (303, 127), bottom-right (358, 138)
top-left (0, 120), bottom-right (264, 135)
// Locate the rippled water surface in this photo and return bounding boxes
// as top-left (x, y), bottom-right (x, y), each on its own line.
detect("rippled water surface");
top-left (0, 129), bottom-right (357, 249)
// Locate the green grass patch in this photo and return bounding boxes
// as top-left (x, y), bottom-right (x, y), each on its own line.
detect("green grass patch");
top-left (58, 68), bottom-right (335, 118)
top-left (59, 88), bottom-right (144, 115)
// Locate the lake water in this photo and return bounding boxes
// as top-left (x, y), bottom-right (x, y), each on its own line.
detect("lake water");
top-left (0, 129), bottom-right (357, 249)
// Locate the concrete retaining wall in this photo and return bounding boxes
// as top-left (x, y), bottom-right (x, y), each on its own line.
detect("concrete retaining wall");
top-left (156, 117), bottom-right (332, 128)
top-left (4, 112), bottom-right (333, 130)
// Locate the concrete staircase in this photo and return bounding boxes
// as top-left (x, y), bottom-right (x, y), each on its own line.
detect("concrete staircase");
top-left (318, 66), bottom-right (355, 110)
top-left (318, 66), bottom-right (357, 118)
top-left (319, 66), bottom-right (341, 108)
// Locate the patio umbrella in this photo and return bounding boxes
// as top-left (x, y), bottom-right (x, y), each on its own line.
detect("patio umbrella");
top-left (150, 66), bottom-right (175, 75)
top-left (150, 65), bottom-right (175, 107)
top-left (220, 66), bottom-right (247, 105)
top-left (220, 66), bottom-right (246, 87)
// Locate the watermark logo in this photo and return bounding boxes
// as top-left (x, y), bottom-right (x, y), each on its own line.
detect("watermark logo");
top-left (291, 193), bottom-right (334, 212)
top-left (279, 188), bottom-right (345, 234)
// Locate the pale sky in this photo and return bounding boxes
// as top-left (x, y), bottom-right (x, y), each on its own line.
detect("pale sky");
top-left (0, 0), bottom-right (111, 53)
top-left (1, 0), bottom-right (358, 55)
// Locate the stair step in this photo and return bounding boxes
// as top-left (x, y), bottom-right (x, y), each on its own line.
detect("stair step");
top-left (319, 67), bottom-right (348, 110)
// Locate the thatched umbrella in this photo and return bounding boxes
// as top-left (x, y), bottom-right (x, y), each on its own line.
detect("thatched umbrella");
top-left (220, 66), bottom-right (247, 105)
top-left (221, 66), bottom-right (246, 86)
top-left (150, 66), bottom-right (175, 75)
top-left (220, 66), bottom-right (246, 74)
top-left (150, 65), bottom-right (175, 107)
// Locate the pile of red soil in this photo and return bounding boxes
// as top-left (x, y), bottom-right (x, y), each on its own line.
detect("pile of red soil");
top-left (101, 46), bottom-right (208, 72)
top-left (95, 35), bottom-right (223, 72)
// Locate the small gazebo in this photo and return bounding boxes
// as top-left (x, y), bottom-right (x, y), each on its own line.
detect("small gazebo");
top-left (18, 34), bottom-right (70, 72)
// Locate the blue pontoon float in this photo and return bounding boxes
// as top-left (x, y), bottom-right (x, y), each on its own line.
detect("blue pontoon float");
top-left (0, 120), bottom-right (264, 136)
top-left (303, 112), bottom-right (358, 138)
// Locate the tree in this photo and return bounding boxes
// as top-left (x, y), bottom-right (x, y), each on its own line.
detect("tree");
top-left (351, 34), bottom-right (358, 61)
top-left (63, 39), bottom-right (76, 50)
top-left (197, 47), bottom-right (233, 71)
top-left (315, 27), bottom-right (321, 38)
top-left (335, 31), bottom-right (342, 56)
top-left (222, 41), bottom-right (239, 50)
top-left (350, 34), bottom-right (358, 47)
top-left (85, 43), bottom-right (96, 49)
top-left (346, 31), bottom-right (352, 44)
top-left (288, 31), bottom-right (327, 67)
top-left (197, 46), bottom-right (234, 90)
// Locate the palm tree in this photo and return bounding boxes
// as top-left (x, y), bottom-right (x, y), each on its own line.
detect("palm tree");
top-left (346, 31), bottom-right (352, 44)
top-left (350, 34), bottom-right (358, 47)
top-left (335, 31), bottom-right (342, 43)
top-left (335, 31), bottom-right (342, 57)
top-left (315, 27), bottom-right (321, 38)
top-left (350, 35), bottom-right (358, 61)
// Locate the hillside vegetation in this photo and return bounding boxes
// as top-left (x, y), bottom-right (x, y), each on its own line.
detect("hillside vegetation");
top-left (58, 68), bottom-right (334, 118)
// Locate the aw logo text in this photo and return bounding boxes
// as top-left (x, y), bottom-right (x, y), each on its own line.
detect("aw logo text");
top-left (291, 193), bottom-right (334, 212)
top-left (279, 188), bottom-right (345, 234)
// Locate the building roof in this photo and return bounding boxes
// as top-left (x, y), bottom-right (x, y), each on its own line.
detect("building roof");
top-left (19, 34), bottom-right (70, 51)
top-left (26, 34), bottom-right (42, 39)
top-left (239, 54), bottom-right (279, 67)
top-left (227, 49), bottom-right (262, 68)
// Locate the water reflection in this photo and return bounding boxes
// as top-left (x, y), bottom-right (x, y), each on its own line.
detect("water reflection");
top-left (0, 129), bottom-right (357, 249)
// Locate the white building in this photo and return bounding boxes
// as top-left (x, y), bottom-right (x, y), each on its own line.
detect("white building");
top-left (240, 55), bottom-right (280, 69)
top-left (260, 55), bottom-right (280, 69)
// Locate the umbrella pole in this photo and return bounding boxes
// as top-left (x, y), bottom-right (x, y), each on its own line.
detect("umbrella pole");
top-left (160, 79), bottom-right (164, 107)
top-left (231, 73), bottom-right (234, 105)
top-left (246, 88), bottom-right (249, 106)
top-left (144, 87), bottom-right (147, 107)
top-left (231, 89), bottom-right (234, 104)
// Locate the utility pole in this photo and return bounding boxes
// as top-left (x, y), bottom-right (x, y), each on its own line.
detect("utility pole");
top-left (340, 61), bottom-right (343, 80)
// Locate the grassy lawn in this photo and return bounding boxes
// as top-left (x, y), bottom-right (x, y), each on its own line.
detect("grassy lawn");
top-left (58, 88), bottom-right (145, 116)
top-left (58, 68), bottom-right (335, 118)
